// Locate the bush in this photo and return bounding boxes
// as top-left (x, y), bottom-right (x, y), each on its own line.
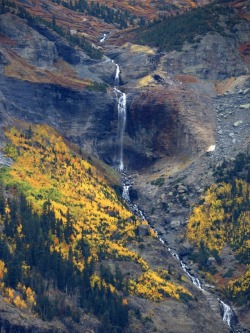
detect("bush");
top-left (151, 177), bottom-right (164, 187)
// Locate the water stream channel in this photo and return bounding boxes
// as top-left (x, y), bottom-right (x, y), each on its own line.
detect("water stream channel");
top-left (110, 57), bottom-right (242, 332)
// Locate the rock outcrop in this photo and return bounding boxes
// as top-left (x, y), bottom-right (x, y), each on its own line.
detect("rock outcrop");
top-left (161, 30), bottom-right (250, 80)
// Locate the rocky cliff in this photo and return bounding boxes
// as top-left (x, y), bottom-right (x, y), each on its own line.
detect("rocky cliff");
top-left (0, 13), bottom-right (217, 171)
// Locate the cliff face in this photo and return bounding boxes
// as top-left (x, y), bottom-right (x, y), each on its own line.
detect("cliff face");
top-left (0, 75), bottom-right (116, 157)
top-left (0, 13), bottom-right (216, 171)
top-left (161, 27), bottom-right (250, 80)
top-left (127, 82), bottom-right (215, 156)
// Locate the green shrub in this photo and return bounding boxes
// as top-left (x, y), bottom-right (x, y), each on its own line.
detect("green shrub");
top-left (151, 177), bottom-right (165, 187)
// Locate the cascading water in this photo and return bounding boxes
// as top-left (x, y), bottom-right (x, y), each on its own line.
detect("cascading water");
top-left (114, 63), bottom-right (120, 87)
top-left (121, 177), bottom-right (239, 331)
top-left (113, 61), bottom-right (126, 171)
top-left (100, 33), bottom-right (107, 42)
top-left (114, 88), bottom-right (126, 171)
top-left (112, 59), bottom-right (238, 332)
top-left (219, 299), bottom-right (235, 327)
top-left (122, 182), bottom-right (131, 203)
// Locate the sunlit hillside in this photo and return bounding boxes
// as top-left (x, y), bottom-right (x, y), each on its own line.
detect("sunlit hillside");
top-left (0, 122), bottom-right (191, 331)
top-left (187, 153), bottom-right (250, 305)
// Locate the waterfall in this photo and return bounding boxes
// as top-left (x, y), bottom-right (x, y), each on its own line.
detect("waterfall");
top-left (100, 33), bottom-right (107, 42)
top-left (113, 62), bottom-right (126, 171)
top-left (114, 63), bottom-right (120, 87)
top-left (121, 178), bottom-right (238, 331)
top-left (122, 183), bottom-right (131, 202)
top-left (219, 299), bottom-right (235, 327)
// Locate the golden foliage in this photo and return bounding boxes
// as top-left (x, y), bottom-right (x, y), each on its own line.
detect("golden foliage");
top-left (3, 124), bottom-right (141, 264)
top-left (227, 266), bottom-right (250, 300)
top-left (1, 124), bottom-right (192, 302)
top-left (187, 180), bottom-right (250, 255)
top-left (129, 270), bottom-right (191, 301)
top-left (0, 260), bottom-right (7, 281)
top-left (0, 281), bottom-right (36, 311)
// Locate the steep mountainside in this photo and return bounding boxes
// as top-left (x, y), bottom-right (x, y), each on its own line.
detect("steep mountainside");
top-left (0, 122), bottom-right (230, 333)
top-left (0, 0), bottom-right (250, 332)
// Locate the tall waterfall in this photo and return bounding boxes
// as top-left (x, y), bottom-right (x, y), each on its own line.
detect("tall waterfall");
top-left (113, 61), bottom-right (126, 171)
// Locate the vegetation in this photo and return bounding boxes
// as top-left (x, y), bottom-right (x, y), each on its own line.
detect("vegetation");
top-left (1, 1), bottom-right (102, 59)
top-left (50, 0), bottom-right (139, 29)
top-left (187, 151), bottom-right (250, 304)
top-left (151, 177), bottom-right (165, 187)
top-left (0, 123), bottom-right (192, 329)
top-left (0, 189), bottom-right (129, 331)
top-left (227, 266), bottom-right (250, 306)
top-left (135, 1), bottom-right (235, 52)
top-left (87, 81), bottom-right (109, 92)
top-left (130, 270), bottom-right (192, 301)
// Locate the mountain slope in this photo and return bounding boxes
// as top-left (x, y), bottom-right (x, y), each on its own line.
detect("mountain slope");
top-left (0, 122), bottom-right (230, 333)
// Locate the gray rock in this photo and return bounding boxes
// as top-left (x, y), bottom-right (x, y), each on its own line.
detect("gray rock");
top-left (162, 33), bottom-right (250, 80)
top-left (177, 185), bottom-right (187, 194)
top-left (233, 120), bottom-right (243, 127)
top-left (207, 257), bottom-right (216, 266)
top-left (170, 220), bottom-right (181, 230)
top-left (240, 104), bottom-right (250, 109)
top-left (179, 241), bottom-right (193, 256)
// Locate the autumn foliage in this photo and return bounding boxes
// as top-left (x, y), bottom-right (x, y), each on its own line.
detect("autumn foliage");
top-left (0, 123), bottom-right (192, 328)
top-left (187, 153), bottom-right (250, 304)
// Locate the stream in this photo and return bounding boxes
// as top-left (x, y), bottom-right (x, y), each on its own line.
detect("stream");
top-left (121, 175), bottom-right (245, 332)
top-left (111, 56), bottom-right (243, 332)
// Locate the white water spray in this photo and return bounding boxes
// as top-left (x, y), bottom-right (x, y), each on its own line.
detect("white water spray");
top-left (122, 183), bottom-right (131, 202)
top-left (114, 63), bottom-right (120, 87)
top-left (219, 299), bottom-right (234, 327)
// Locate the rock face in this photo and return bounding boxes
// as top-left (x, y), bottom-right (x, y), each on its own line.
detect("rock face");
top-left (125, 82), bottom-right (215, 169)
top-left (0, 76), bottom-right (116, 158)
top-left (0, 15), bottom-right (58, 69)
top-left (0, 14), bottom-right (216, 172)
top-left (161, 29), bottom-right (250, 80)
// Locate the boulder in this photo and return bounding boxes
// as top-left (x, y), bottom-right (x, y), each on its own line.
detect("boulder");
top-left (207, 257), bottom-right (216, 266)
top-left (179, 241), bottom-right (193, 256)
top-left (233, 120), bottom-right (243, 127)
top-left (170, 220), bottom-right (181, 230)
